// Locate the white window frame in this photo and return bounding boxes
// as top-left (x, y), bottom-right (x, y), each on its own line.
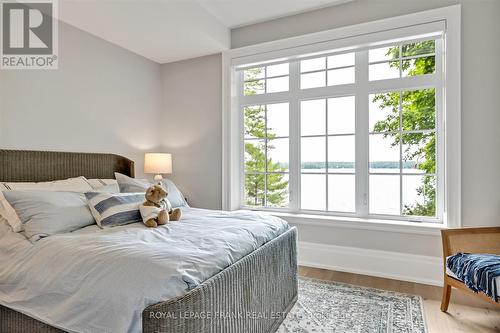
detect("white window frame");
top-left (222, 5), bottom-right (461, 232)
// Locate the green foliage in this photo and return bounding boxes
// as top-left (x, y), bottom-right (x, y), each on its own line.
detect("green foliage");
top-left (265, 171), bottom-right (288, 206)
top-left (244, 105), bottom-right (266, 138)
top-left (373, 41), bottom-right (437, 216)
top-left (243, 67), bottom-right (265, 96)
top-left (244, 104), bottom-right (288, 207)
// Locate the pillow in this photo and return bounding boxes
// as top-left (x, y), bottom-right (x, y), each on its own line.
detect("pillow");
top-left (86, 179), bottom-right (120, 193)
top-left (2, 191), bottom-right (96, 242)
top-left (0, 216), bottom-right (14, 238)
top-left (0, 177), bottom-right (93, 233)
top-left (2, 176), bottom-right (93, 192)
top-left (85, 192), bottom-right (144, 228)
top-left (0, 191), bottom-right (22, 232)
top-left (114, 173), bottom-right (150, 193)
top-left (114, 173), bottom-right (188, 208)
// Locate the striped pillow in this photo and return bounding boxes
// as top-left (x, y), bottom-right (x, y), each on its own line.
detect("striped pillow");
top-left (85, 192), bottom-right (144, 228)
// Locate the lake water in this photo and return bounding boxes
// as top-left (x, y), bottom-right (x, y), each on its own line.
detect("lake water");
top-left (300, 168), bottom-right (430, 215)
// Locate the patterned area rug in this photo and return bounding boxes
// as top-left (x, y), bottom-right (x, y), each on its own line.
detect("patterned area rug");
top-left (278, 277), bottom-right (427, 332)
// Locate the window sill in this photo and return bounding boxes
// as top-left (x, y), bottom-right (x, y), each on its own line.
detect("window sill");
top-left (270, 211), bottom-right (446, 236)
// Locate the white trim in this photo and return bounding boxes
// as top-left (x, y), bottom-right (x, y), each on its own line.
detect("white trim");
top-left (222, 52), bottom-right (240, 210)
top-left (355, 50), bottom-right (369, 217)
top-left (274, 212), bottom-right (445, 236)
top-left (289, 61), bottom-right (300, 211)
top-left (222, 5), bottom-right (461, 229)
top-left (435, 38), bottom-right (446, 222)
top-left (298, 241), bottom-right (443, 286)
top-left (442, 6), bottom-right (461, 228)
top-left (221, 52), bottom-right (230, 210)
top-left (237, 75), bottom-right (439, 106)
top-left (230, 21), bottom-right (444, 67)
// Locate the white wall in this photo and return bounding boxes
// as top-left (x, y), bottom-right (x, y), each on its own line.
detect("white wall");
top-left (230, 0), bottom-right (500, 256)
top-left (157, 0), bottom-right (500, 262)
top-left (0, 19), bottom-right (220, 204)
top-left (141, 0), bottom-right (500, 262)
top-left (160, 54), bottom-right (222, 209)
top-left (232, 0), bottom-right (500, 229)
top-left (1, 0), bottom-right (499, 283)
top-left (0, 21), bottom-right (162, 176)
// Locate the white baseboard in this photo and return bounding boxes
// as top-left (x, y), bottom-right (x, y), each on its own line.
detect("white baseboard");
top-left (298, 241), bottom-right (443, 286)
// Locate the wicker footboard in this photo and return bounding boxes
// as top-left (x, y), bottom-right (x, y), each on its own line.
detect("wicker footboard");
top-left (0, 227), bottom-right (297, 333)
top-left (143, 226), bottom-right (298, 333)
top-left (0, 306), bottom-right (65, 333)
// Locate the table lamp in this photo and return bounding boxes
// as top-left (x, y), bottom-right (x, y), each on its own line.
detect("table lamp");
top-left (144, 153), bottom-right (172, 183)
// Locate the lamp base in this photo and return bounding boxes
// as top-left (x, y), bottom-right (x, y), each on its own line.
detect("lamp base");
top-left (153, 174), bottom-right (163, 184)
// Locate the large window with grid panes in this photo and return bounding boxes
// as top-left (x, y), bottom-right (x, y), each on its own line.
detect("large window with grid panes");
top-left (237, 35), bottom-right (444, 223)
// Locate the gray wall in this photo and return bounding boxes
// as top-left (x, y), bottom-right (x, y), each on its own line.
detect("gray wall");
top-left (0, 21), bottom-right (162, 177)
top-left (231, 0), bottom-right (500, 256)
top-left (160, 54), bottom-right (222, 209)
top-left (1, 0), bottom-right (499, 258)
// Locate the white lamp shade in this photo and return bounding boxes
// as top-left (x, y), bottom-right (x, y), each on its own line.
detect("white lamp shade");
top-left (144, 153), bottom-right (172, 174)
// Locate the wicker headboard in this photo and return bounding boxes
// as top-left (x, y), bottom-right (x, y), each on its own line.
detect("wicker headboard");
top-left (0, 149), bottom-right (135, 182)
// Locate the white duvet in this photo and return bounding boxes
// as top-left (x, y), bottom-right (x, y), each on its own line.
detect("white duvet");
top-left (0, 208), bottom-right (289, 333)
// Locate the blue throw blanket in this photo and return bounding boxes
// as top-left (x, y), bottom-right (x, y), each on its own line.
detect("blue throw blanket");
top-left (447, 253), bottom-right (500, 302)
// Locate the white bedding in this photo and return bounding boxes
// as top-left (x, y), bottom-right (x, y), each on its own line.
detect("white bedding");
top-left (0, 208), bottom-right (289, 333)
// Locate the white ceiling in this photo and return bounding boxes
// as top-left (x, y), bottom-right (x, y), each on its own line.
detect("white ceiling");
top-left (58, 0), bottom-right (351, 64)
top-left (198, 0), bottom-right (351, 28)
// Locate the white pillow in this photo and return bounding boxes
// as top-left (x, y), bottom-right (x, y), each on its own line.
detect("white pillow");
top-left (3, 176), bottom-right (93, 192)
top-left (114, 173), bottom-right (188, 208)
top-left (0, 190), bottom-right (22, 232)
top-left (0, 216), bottom-right (13, 238)
top-left (86, 179), bottom-right (120, 193)
top-left (0, 177), bottom-right (93, 232)
top-left (3, 190), bottom-right (96, 242)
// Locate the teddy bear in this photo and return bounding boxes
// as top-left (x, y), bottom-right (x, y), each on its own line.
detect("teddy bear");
top-left (139, 184), bottom-right (182, 228)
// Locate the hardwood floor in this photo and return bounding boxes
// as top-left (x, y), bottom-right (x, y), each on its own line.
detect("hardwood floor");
top-left (299, 266), bottom-right (500, 332)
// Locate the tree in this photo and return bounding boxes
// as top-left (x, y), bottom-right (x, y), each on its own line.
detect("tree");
top-left (243, 70), bottom-right (288, 207)
top-left (372, 41), bottom-right (436, 216)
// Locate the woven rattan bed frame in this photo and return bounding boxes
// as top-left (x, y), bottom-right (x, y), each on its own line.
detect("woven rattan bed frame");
top-left (0, 149), bottom-right (298, 333)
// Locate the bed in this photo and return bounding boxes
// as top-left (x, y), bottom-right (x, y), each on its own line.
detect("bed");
top-left (0, 149), bottom-right (298, 333)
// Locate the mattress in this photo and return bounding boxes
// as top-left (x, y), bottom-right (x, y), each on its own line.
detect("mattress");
top-left (0, 207), bottom-right (289, 333)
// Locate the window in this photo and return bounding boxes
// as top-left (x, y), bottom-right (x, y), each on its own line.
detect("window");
top-left (300, 96), bottom-right (356, 212)
top-left (244, 103), bottom-right (289, 207)
top-left (368, 87), bottom-right (437, 217)
top-left (300, 53), bottom-right (355, 89)
top-left (239, 38), bottom-right (442, 222)
top-left (224, 6), bottom-right (461, 227)
top-left (243, 64), bottom-right (289, 95)
top-left (369, 42), bottom-right (436, 80)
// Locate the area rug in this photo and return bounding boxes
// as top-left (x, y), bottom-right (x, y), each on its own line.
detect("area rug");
top-left (278, 277), bottom-right (427, 332)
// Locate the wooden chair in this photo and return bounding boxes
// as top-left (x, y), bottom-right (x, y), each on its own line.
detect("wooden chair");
top-left (440, 227), bottom-right (500, 312)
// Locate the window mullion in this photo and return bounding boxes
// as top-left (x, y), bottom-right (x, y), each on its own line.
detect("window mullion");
top-left (289, 61), bottom-right (301, 212)
top-left (355, 51), bottom-right (369, 217)
top-left (238, 70), bottom-right (245, 208)
top-left (264, 105), bottom-right (268, 206)
top-left (399, 91), bottom-right (403, 216)
top-left (435, 38), bottom-right (445, 222)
